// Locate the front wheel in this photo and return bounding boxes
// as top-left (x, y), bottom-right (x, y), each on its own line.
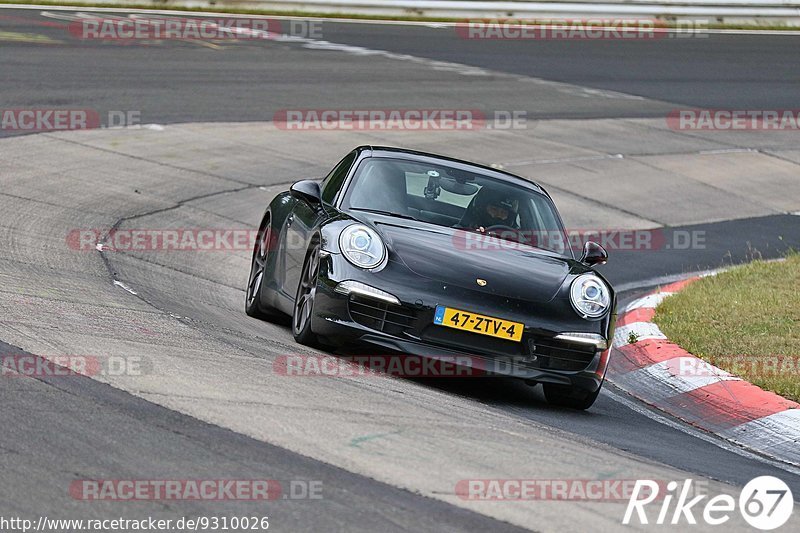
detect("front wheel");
top-left (292, 241), bottom-right (321, 347)
top-left (543, 382), bottom-right (601, 410)
top-left (245, 217), bottom-right (279, 319)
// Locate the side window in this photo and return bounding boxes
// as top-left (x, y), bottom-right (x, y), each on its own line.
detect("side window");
top-left (321, 151), bottom-right (356, 205)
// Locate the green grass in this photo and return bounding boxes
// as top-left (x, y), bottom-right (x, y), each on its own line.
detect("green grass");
top-left (654, 254), bottom-right (800, 402)
top-left (4, 0), bottom-right (800, 31)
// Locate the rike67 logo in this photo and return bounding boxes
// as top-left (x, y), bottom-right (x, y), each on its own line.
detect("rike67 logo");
top-left (624, 476), bottom-right (794, 530)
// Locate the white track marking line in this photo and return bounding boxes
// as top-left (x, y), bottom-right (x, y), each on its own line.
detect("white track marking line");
top-left (720, 410), bottom-right (800, 459)
top-left (639, 358), bottom-right (741, 394)
top-left (624, 292), bottom-right (673, 312)
top-left (113, 280), bottom-right (138, 295)
top-left (613, 321), bottom-right (667, 347)
top-left (503, 153), bottom-right (624, 167)
top-left (698, 148), bottom-right (757, 155)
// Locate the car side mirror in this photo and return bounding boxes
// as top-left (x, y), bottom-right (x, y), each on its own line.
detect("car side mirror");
top-left (290, 180), bottom-right (322, 207)
top-left (580, 241), bottom-right (608, 266)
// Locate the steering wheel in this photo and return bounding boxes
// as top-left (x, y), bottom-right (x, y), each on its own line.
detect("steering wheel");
top-left (485, 224), bottom-right (517, 233)
top-left (483, 224), bottom-right (525, 245)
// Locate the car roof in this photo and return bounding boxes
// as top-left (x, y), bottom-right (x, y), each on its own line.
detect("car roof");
top-left (354, 145), bottom-right (548, 197)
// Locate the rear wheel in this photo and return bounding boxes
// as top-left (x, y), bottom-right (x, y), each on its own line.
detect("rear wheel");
top-left (292, 241), bottom-right (321, 347)
top-left (543, 382), bottom-right (601, 410)
top-left (245, 216), bottom-right (279, 319)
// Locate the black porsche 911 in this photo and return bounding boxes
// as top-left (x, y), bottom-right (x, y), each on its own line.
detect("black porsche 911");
top-left (245, 146), bottom-right (616, 409)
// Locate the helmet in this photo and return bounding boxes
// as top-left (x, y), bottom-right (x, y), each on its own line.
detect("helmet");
top-left (475, 188), bottom-right (518, 226)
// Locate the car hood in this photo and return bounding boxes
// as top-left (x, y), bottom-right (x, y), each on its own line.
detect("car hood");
top-left (375, 221), bottom-right (572, 303)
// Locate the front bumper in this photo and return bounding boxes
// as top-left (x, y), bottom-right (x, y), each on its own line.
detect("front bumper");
top-left (311, 252), bottom-right (614, 392)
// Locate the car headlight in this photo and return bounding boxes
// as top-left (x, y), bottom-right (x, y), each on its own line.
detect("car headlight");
top-left (569, 274), bottom-right (610, 319)
top-left (339, 224), bottom-right (386, 269)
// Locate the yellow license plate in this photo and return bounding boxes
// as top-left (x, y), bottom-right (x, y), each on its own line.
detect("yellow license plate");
top-left (433, 305), bottom-right (523, 342)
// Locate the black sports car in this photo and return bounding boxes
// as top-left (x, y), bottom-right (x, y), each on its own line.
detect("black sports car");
top-left (246, 146), bottom-right (616, 409)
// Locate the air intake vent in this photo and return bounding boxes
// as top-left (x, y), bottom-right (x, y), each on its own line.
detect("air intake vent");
top-left (348, 295), bottom-right (416, 337)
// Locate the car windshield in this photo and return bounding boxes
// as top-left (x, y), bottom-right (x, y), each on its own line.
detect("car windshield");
top-left (342, 157), bottom-right (572, 257)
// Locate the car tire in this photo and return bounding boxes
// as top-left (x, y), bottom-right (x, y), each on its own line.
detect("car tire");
top-left (543, 382), bottom-right (601, 410)
top-left (292, 240), bottom-right (321, 347)
top-left (245, 216), bottom-right (280, 319)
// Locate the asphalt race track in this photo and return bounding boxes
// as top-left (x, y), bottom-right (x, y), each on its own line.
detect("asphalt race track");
top-left (2, 9), bottom-right (800, 125)
top-left (1, 6), bottom-right (799, 532)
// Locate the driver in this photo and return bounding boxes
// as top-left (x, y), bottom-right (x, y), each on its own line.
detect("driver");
top-left (462, 188), bottom-right (520, 230)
